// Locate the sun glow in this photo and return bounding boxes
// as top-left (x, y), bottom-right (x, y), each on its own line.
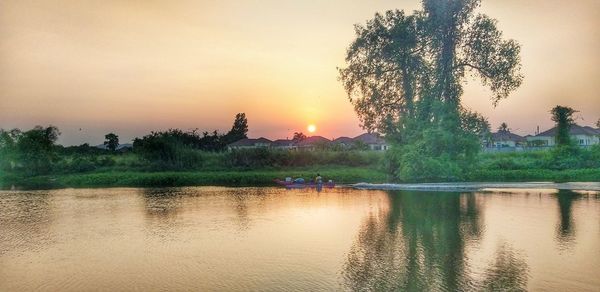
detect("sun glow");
top-left (307, 124), bottom-right (316, 133)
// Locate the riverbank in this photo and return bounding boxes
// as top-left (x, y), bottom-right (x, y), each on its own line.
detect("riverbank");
top-left (2, 167), bottom-right (599, 190)
top-left (353, 182), bottom-right (600, 192)
top-left (0, 167), bottom-right (389, 190)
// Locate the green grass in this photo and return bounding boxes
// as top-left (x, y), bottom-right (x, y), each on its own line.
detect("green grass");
top-left (466, 168), bottom-right (600, 182)
top-left (0, 167), bottom-right (388, 190)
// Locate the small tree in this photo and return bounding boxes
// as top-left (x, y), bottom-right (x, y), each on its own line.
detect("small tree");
top-left (224, 113), bottom-right (249, 144)
top-left (498, 122), bottom-right (510, 133)
top-left (596, 118), bottom-right (600, 128)
top-left (104, 133), bottom-right (119, 151)
top-left (550, 106), bottom-right (577, 147)
top-left (292, 132), bottom-right (307, 142)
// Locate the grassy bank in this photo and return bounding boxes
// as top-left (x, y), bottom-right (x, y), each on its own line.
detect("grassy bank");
top-left (467, 168), bottom-right (600, 182)
top-left (0, 167), bottom-right (389, 190)
top-left (2, 166), bottom-right (599, 190)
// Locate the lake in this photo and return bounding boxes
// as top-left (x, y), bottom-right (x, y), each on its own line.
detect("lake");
top-left (1, 187), bottom-right (599, 291)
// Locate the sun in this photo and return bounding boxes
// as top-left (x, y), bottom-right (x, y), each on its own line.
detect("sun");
top-left (307, 124), bottom-right (316, 133)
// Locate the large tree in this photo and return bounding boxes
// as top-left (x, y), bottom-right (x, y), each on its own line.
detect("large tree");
top-left (14, 126), bottom-right (60, 175)
top-left (339, 0), bottom-right (522, 180)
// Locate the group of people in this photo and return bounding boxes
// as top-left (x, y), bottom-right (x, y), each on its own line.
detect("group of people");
top-left (291, 173), bottom-right (324, 184)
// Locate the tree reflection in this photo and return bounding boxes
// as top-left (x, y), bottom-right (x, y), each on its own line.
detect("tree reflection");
top-left (225, 188), bottom-right (269, 232)
top-left (141, 188), bottom-right (184, 218)
top-left (480, 243), bottom-right (528, 292)
top-left (554, 190), bottom-right (580, 248)
top-left (342, 191), bottom-right (528, 291)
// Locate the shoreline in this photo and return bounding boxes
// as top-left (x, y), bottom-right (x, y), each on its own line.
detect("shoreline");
top-left (352, 182), bottom-right (600, 192)
top-left (1, 167), bottom-right (599, 191)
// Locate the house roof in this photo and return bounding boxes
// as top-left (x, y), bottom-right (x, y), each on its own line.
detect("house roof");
top-left (228, 137), bottom-right (272, 147)
top-left (536, 124), bottom-right (600, 137)
top-left (272, 139), bottom-right (295, 147)
top-left (353, 133), bottom-right (386, 145)
top-left (491, 131), bottom-right (525, 142)
top-left (296, 136), bottom-right (331, 146)
top-left (332, 136), bottom-right (354, 144)
top-left (95, 143), bottom-right (133, 150)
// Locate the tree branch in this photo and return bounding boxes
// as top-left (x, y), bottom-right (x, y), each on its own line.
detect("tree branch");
top-left (454, 62), bottom-right (492, 78)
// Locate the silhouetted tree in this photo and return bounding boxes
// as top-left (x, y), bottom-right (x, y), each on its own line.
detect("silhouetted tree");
top-left (595, 118), bottom-right (600, 128)
top-left (498, 122), bottom-right (510, 133)
top-left (224, 113), bottom-right (248, 144)
top-left (292, 132), bottom-right (307, 142)
top-left (104, 133), bottom-right (119, 151)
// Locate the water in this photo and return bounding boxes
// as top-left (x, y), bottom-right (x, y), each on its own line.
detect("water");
top-left (1, 187), bottom-right (599, 291)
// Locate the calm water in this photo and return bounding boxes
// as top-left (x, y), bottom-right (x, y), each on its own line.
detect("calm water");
top-left (1, 187), bottom-right (599, 291)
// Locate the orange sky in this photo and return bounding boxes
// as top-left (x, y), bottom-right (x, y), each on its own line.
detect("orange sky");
top-left (0, 0), bottom-right (599, 145)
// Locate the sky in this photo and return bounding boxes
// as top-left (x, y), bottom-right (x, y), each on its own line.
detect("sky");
top-left (0, 0), bottom-right (599, 145)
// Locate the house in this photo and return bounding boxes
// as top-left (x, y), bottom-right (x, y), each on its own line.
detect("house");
top-left (295, 136), bottom-right (331, 150)
top-left (526, 124), bottom-right (600, 147)
top-left (353, 133), bottom-right (389, 151)
top-left (331, 136), bottom-right (354, 149)
top-left (95, 143), bottom-right (133, 152)
top-left (271, 139), bottom-right (296, 150)
top-left (490, 131), bottom-right (526, 147)
top-left (227, 137), bottom-right (272, 150)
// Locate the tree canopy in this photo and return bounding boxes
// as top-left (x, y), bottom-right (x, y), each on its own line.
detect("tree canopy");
top-left (339, 0), bottom-right (521, 134)
top-left (339, 0), bottom-right (522, 180)
top-left (104, 133), bottom-right (119, 151)
top-left (224, 113), bottom-right (248, 144)
top-left (550, 106), bottom-right (577, 147)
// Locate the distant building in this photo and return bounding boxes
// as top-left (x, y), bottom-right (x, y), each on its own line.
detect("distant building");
top-left (226, 133), bottom-right (391, 151)
top-left (353, 133), bottom-right (389, 151)
top-left (332, 136), bottom-right (354, 149)
top-left (227, 137), bottom-right (272, 150)
top-left (490, 131), bottom-right (526, 148)
top-left (271, 139), bottom-right (296, 150)
top-left (95, 143), bottom-right (133, 152)
top-left (526, 124), bottom-right (600, 147)
top-left (296, 136), bottom-right (331, 150)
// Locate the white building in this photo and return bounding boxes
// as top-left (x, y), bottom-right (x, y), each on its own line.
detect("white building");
top-left (526, 124), bottom-right (600, 147)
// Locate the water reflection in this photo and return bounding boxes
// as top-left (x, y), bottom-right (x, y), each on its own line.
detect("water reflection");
top-left (224, 188), bottom-right (269, 232)
top-left (342, 191), bottom-right (528, 291)
top-left (0, 191), bottom-right (54, 255)
top-left (554, 190), bottom-right (581, 248)
top-left (141, 188), bottom-right (185, 238)
top-left (480, 243), bottom-right (528, 292)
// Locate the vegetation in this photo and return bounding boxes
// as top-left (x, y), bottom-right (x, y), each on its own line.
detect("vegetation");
top-left (104, 133), bottom-right (119, 151)
top-left (339, 0), bottom-right (522, 181)
top-left (2, 167), bottom-right (387, 190)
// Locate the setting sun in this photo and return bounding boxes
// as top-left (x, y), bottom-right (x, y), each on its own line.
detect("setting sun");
top-left (307, 124), bottom-right (316, 133)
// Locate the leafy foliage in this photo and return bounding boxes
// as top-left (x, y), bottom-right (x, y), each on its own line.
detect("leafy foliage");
top-left (338, 0), bottom-right (522, 181)
top-left (0, 126), bottom-right (60, 175)
top-left (550, 106), bottom-right (577, 147)
top-left (104, 133), bottom-right (119, 151)
top-left (292, 132), bottom-right (307, 142)
top-left (223, 113), bottom-right (248, 145)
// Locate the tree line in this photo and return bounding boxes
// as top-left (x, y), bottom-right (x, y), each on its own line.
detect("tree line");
top-left (0, 113), bottom-right (249, 175)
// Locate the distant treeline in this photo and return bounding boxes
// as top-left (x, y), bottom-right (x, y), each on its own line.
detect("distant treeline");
top-left (1, 109), bottom-right (599, 183)
top-left (0, 113), bottom-right (385, 177)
